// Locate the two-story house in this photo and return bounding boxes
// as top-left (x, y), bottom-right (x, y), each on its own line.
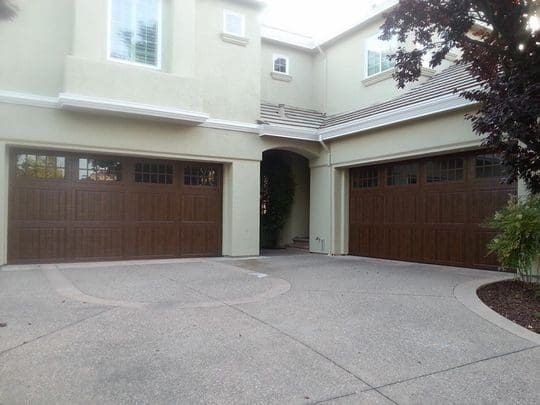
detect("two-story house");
top-left (0, 0), bottom-right (517, 269)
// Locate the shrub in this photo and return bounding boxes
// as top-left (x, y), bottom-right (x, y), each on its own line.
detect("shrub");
top-left (488, 194), bottom-right (540, 283)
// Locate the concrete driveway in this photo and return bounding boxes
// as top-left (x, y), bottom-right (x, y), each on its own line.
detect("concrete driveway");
top-left (1, 253), bottom-right (538, 404)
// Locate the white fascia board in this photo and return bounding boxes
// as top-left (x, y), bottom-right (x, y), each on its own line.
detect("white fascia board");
top-left (319, 94), bottom-right (477, 141)
top-left (260, 124), bottom-right (319, 141)
top-left (58, 93), bottom-right (209, 125)
top-left (0, 90), bottom-right (60, 109)
top-left (201, 118), bottom-right (260, 133)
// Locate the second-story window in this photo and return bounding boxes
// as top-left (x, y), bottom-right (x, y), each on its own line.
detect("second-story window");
top-left (223, 10), bottom-right (245, 37)
top-left (109, 0), bottom-right (162, 68)
top-left (366, 33), bottom-right (397, 77)
top-left (273, 55), bottom-right (289, 74)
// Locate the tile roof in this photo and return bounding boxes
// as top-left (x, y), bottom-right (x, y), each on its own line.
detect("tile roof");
top-left (260, 64), bottom-right (479, 132)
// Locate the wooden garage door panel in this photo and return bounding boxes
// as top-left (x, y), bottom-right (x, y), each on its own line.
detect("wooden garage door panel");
top-left (11, 188), bottom-right (68, 221)
top-left (9, 228), bottom-right (67, 262)
top-left (8, 151), bottom-right (223, 264)
top-left (349, 152), bottom-right (516, 270)
top-left (181, 223), bottom-right (220, 256)
top-left (74, 190), bottom-right (125, 221)
top-left (73, 227), bottom-right (123, 260)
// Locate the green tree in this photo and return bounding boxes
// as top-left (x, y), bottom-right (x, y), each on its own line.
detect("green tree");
top-left (381, 1), bottom-right (540, 192)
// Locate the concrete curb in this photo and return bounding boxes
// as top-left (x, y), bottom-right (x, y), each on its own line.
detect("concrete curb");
top-left (454, 275), bottom-right (540, 345)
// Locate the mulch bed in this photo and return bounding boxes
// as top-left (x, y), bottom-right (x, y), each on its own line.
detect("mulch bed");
top-left (477, 280), bottom-right (540, 334)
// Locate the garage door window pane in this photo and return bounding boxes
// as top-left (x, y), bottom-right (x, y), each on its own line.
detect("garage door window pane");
top-left (134, 162), bottom-right (173, 184)
top-left (351, 167), bottom-right (378, 189)
top-left (184, 166), bottom-right (217, 187)
top-left (79, 159), bottom-right (122, 182)
top-left (16, 153), bottom-right (65, 179)
top-left (426, 158), bottom-right (464, 183)
top-left (387, 163), bottom-right (418, 185)
top-left (475, 154), bottom-right (504, 178)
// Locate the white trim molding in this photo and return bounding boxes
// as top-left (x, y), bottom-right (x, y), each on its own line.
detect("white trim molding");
top-left (58, 93), bottom-right (209, 125)
top-left (319, 93), bottom-right (477, 141)
top-left (201, 118), bottom-right (259, 134)
top-left (0, 90), bottom-right (59, 109)
top-left (259, 124), bottom-right (319, 142)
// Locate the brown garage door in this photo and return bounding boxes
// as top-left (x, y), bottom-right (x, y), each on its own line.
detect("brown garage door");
top-left (349, 152), bottom-right (516, 270)
top-left (8, 149), bottom-right (222, 264)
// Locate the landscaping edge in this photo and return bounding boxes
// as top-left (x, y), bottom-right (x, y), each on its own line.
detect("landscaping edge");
top-left (454, 275), bottom-right (540, 345)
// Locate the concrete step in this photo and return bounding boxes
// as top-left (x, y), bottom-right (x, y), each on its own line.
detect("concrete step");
top-left (290, 237), bottom-right (309, 250)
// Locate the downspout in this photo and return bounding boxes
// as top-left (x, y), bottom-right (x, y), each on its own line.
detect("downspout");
top-left (316, 44), bottom-right (333, 256)
top-left (319, 138), bottom-right (333, 256)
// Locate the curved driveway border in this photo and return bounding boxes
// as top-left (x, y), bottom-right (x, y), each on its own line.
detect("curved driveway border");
top-left (41, 262), bottom-right (291, 310)
top-left (454, 274), bottom-right (540, 345)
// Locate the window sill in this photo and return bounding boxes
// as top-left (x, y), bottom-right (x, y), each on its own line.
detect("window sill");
top-left (362, 69), bottom-right (394, 86)
top-left (271, 72), bottom-right (292, 82)
top-left (362, 66), bottom-right (438, 87)
top-left (220, 33), bottom-right (249, 46)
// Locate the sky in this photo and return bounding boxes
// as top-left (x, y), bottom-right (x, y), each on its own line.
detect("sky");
top-left (260, 0), bottom-right (393, 42)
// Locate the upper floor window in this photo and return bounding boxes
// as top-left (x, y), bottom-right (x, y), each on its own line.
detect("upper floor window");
top-left (366, 33), bottom-right (397, 77)
top-left (273, 55), bottom-right (289, 74)
top-left (223, 10), bottom-right (245, 37)
top-left (109, 0), bottom-right (162, 68)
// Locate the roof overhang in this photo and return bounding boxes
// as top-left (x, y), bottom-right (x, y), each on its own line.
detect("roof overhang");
top-left (58, 93), bottom-right (209, 125)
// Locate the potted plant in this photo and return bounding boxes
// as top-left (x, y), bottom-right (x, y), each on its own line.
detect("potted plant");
top-left (487, 194), bottom-right (540, 284)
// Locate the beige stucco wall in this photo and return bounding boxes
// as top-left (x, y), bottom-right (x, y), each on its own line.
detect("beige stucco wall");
top-left (260, 42), bottom-right (316, 110)
top-left (0, 142), bottom-right (7, 265)
top-left (0, 0), bottom-right (73, 96)
top-left (317, 19), bottom-right (453, 115)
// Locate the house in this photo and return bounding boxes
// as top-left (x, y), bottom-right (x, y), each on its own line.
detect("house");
top-left (0, 0), bottom-right (518, 269)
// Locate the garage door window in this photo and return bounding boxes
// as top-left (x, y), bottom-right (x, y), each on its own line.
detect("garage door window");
top-left (352, 167), bottom-right (378, 188)
top-left (475, 154), bottom-right (504, 178)
top-left (184, 166), bottom-right (217, 187)
top-left (387, 163), bottom-right (418, 186)
top-left (426, 157), bottom-right (464, 183)
top-left (134, 163), bottom-right (173, 184)
top-left (16, 153), bottom-right (65, 179)
top-left (79, 158), bottom-right (121, 182)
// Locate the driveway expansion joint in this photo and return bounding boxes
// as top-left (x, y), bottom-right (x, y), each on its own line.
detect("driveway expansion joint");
top-left (370, 344), bottom-right (540, 392)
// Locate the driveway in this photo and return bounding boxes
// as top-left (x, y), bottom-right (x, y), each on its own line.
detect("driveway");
top-left (1, 254), bottom-right (538, 404)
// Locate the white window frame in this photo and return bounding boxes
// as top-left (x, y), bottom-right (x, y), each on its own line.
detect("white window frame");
top-left (107, 0), bottom-right (163, 70)
top-left (364, 32), bottom-right (397, 78)
top-left (223, 9), bottom-right (246, 37)
top-left (272, 54), bottom-right (290, 75)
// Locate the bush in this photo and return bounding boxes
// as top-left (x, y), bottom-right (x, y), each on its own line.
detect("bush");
top-left (488, 194), bottom-right (540, 283)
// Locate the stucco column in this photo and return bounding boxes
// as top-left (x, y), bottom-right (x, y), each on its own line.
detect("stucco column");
top-left (310, 164), bottom-right (331, 254)
top-left (0, 142), bottom-right (8, 265)
top-left (222, 160), bottom-right (260, 257)
top-left (331, 167), bottom-right (349, 255)
top-left (518, 179), bottom-right (540, 282)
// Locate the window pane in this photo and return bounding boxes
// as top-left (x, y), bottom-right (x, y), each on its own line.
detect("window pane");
top-left (475, 154), bottom-right (504, 178)
top-left (224, 12), bottom-right (244, 36)
top-left (78, 159), bottom-right (122, 182)
top-left (184, 166), bottom-right (217, 187)
top-left (426, 157), bottom-right (464, 183)
top-left (16, 153), bottom-right (66, 179)
top-left (387, 163), bottom-right (418, 186)
top-left (134, 162), bottom-right (173, 184)
top-left (351, 167), bottom-right (378, 189)
top-left (110, 0), bottom-right (160, 67)
top-left (367, 50), bottom-right (380, 76)
top-left (274, 57), bottom-right (287, 73)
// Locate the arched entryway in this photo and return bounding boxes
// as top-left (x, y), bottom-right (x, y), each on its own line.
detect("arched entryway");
top-left (260, 150), bottom-right (310, 251)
